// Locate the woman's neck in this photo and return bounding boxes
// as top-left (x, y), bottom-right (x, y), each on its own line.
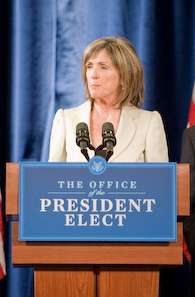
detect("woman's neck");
top-left (92, 100), bottom-right (120, 112)
top-left (90, 100), bottom-right (121, 148)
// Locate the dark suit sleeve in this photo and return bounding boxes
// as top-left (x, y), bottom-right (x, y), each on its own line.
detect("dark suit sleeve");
top-left (181, 128), bottom-right (195, 211)
top-left (181, 128), bottom-right (195, 165)
top-left (181, 127), bottom-right (195, 256)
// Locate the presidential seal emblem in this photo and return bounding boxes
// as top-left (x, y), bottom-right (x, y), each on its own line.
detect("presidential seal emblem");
top-left (88, 156), bottom-right (107, 175)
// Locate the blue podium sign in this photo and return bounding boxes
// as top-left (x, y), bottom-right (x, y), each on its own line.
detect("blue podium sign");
top-left (19, 159), bottom-right (176, 242)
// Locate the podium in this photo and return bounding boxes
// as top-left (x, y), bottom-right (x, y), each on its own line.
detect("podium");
top-left (6, 163), bottom-right (190, 297)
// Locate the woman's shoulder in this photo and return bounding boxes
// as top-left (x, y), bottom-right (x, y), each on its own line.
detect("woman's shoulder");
top-left (56, 100), bottom-right (90, 116)
top-left (126, 104), bottom-right (162, 121)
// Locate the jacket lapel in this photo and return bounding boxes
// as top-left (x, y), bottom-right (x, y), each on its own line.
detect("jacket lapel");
top-left (71, 100), bottom-right (91, 126)
top-left (70, 101), bottom-right (94, 160)
top-left (109, 104), bottom-right (136, 161)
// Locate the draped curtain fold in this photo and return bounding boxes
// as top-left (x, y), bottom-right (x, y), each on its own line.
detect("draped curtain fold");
top-left (7, 0), bottom-right (195, 164)
top-left (8, 0), bottom-right (57, 162)
top-left (1, 0), bottom-right (194, 296)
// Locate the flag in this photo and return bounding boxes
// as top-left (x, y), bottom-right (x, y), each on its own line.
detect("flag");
top-left (183, 237), bottom-right (191, 262)
top-left (183, 82), bottom-right (195, 263)
top-left (0, 190), bottom-right (6, 279)
top-left (187, 82), bottom-right (195, 127)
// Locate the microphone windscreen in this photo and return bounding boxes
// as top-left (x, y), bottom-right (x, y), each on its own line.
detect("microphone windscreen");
top-left (76, 122), bottom-right (89, 134)
top-left (76, 122), bottom-right (90, 148)
top-left (102, 122), bottom-right (114, 134)
top-left (102, 122), bottom-right (116, 148)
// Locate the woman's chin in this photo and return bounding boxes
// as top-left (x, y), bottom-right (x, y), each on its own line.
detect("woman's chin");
top-left (89, 92), bottom-right (101, 100)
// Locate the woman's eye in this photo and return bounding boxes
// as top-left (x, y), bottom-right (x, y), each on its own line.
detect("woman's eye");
top-left (86, 63), bottom-right (93, 69)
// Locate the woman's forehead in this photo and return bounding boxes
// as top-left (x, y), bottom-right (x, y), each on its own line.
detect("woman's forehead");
top-left (87, 49), bottom-right (113, 63)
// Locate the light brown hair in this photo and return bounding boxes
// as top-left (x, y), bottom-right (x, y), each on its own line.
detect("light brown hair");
top-left (82, 36), bottom-right (144, 107)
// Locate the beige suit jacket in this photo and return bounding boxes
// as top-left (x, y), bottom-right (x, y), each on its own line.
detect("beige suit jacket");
top-left (48, 100), bottom-right (168, 162)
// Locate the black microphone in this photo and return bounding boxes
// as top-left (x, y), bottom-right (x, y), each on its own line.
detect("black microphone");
top-left (76, 122), bottom-right (90, 149)
top-left (102, 122), bottom-right (116, 160)
top-left (76, 122), bottom-right (90, 161)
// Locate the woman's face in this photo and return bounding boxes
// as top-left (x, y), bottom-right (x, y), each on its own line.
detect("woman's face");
top-left (86, 49), bottom-right (121, 105)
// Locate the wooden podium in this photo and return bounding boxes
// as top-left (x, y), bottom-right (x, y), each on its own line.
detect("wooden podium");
top-left (6, 163), bottom-right (190, 297)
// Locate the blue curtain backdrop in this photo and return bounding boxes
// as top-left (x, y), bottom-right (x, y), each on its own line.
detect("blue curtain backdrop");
top-left (0, 0), bottom-right (195, 297)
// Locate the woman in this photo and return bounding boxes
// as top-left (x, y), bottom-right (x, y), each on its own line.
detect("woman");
top-left (49, 37), bottom-right (168, 162)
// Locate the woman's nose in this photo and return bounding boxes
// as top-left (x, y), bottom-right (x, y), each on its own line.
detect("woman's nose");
top-left (91, 68), bottom-right (99, 78)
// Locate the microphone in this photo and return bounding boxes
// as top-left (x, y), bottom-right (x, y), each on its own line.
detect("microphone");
top-left (76, 122), bottom-right (90, 161)
top-left (102, 122), bottom-right (116, 160)
top-left (76, 122), bottom-right (90, 149)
